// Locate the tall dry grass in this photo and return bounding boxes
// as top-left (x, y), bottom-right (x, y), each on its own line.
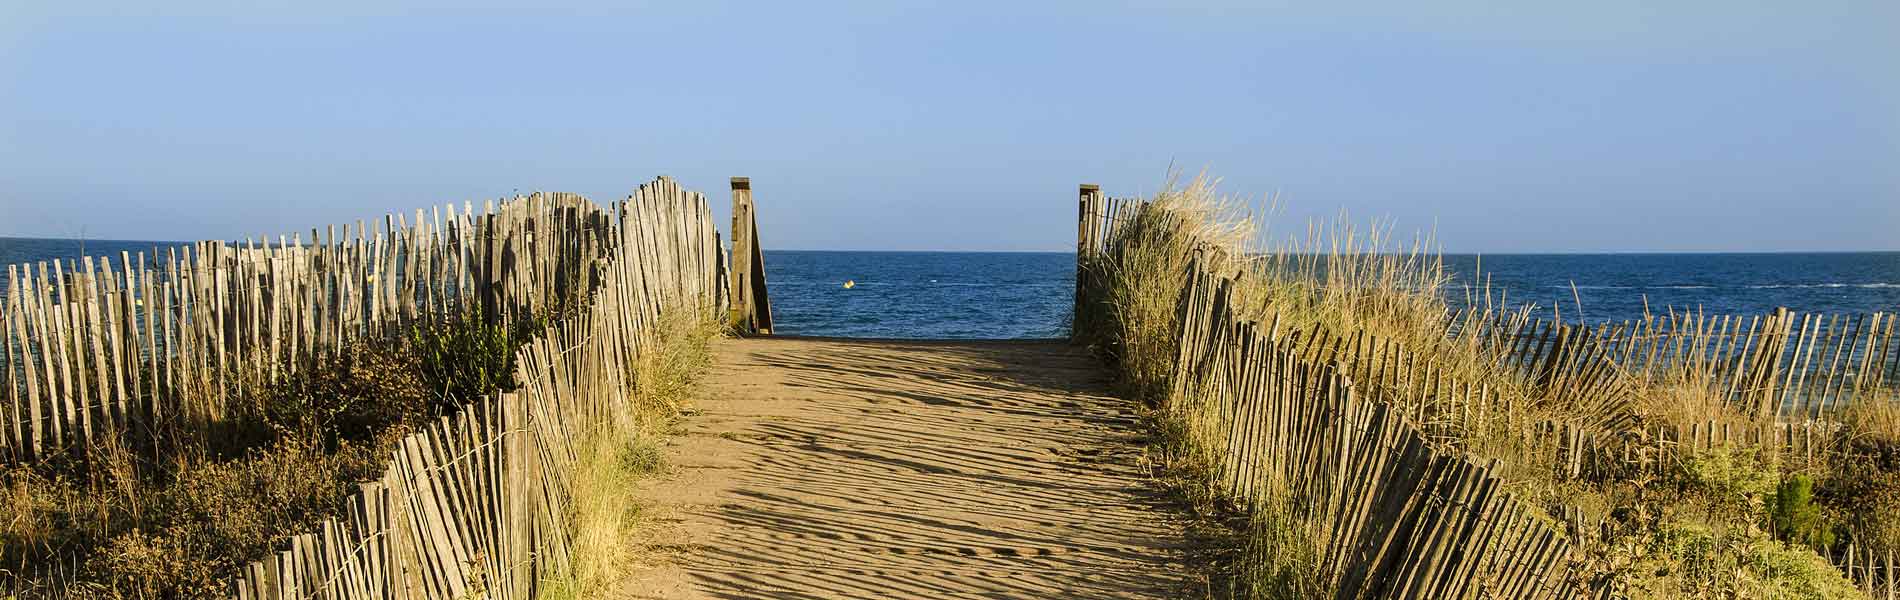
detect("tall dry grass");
top-left (544, 309), bottom-right (721, 600)
top-left (1079, 171), bottom-right (1875, 597)
top-left (1076, 173), bottom-right (1255, 406)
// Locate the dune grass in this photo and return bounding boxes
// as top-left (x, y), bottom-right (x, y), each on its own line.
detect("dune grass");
top-left (1080, 171), bottom-right (1879, 598)
top-left (542, 309), bottom-right (721, 600)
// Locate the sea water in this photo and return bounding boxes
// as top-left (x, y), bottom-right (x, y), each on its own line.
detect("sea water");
top-left (4, 239), bottom-right (1897, 339)
top-left (768, 251), bottom-right (1900, 337)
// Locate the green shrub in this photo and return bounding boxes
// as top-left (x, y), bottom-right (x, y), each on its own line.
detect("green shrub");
top-left (1616, 519), bottom-right (1859, 600)
top-left (413, 313), bottom-right (524, 405)
top-left (1680, 445), bottom-right (1777, 525)
top-left (1767, 475), bottom-right (1836, 554)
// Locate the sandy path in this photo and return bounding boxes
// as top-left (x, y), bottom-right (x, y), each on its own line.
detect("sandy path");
top-left (617, 336), bottom-right (1202, 599)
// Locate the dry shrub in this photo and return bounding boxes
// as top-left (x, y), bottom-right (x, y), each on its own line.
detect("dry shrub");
top-left (2, 334), bottom-right (432, 600)
top-left (1820, 400), bottom-right (1900, 555)
top-left (225, 337), bottom-right (436, 453)
top-left (629, 310), bottom-right (721, 421)
top-left (1636, 383), bottom-right (1757, 436)
top-left (1, 432), bottom-right (398, 600)
top-left (1244, 214), bottom-right (1452, 356)
top-left (88, 435), bottom-right (394, 599)
top-left (1226, 495), bottom-right (1325, 600)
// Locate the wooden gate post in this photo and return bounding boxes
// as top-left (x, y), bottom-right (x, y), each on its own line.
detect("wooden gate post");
top-left (730, 177), bottom-right (752, 329)
top-left (1077, 184), bottom-right (1102, 259)
top-left (1072, 184), bottom-right (1102, 342)
top-left (730, 177), bottom-right (773, 335)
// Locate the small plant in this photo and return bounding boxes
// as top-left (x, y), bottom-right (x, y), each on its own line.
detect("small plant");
top-left (1679, 444), bottom-right (1777, 525)
top-left (1768, 475), bottom-right (1836, 554)
top-left (413, 312), bottom-right (522, 405)
top-left (618, 436), bottom-right (667, 476)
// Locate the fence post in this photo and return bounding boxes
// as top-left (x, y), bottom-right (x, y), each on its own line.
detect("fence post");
top-left (730, 177), bottom-right (752, 331)
top-left (729, 177), bottom-right (773, 335)
top-left (1072, 184), bottom-right (1102, 343)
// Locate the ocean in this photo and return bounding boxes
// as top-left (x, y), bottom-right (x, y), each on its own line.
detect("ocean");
top-left (765, 251), bottom-right (1900, 337)
top-left (3, 238), bottom-right (1897, 338)
top-left (1441, 253), bottom-right (1900, 323)
top-left (765, 251), bottom-right (1075, 339)
top-left (0, 238), bottom-right (189, 274)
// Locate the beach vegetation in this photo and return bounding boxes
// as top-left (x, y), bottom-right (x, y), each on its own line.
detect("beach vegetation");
top-left (544, 308), bottom-right (719, 600)
top-left (0, 307), bottom-right (563, 599)
top-left (1078, 171), bottom-right (1880, 597)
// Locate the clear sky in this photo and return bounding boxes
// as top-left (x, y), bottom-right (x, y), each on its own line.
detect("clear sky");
top-left (2, 1), bottom-right (1896, 253)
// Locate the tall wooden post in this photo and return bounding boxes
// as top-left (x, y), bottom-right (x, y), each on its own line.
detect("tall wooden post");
top-left (730, 177), bottom-right (773, 335)
top-left (1077, 184), bottom-right (1102, 258)
top-left (1073, 184), bottom-right (1102, 343)
top-left (730, 177), bottom-right (752, 327)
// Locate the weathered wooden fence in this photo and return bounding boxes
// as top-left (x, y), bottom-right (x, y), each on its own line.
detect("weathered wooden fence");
top-left (226, 176), bottom-right (732, 599)
top-left (0, 191), bottom-right (637, 463)
top-left (1073, 184), bottom-right (1589, 597)
top-left (1492, 309), bottom-right (1898, 419)
top-left (1070, 184), bottom-right (1143, 343)
top-left (1166, 260), bottom-right (1588, 599)
top-left (1254, 309), bottom-right (1892, 596)
top-left (1072, 183), bottom-right (1899, 597)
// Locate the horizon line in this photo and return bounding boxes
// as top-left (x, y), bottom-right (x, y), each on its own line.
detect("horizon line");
top-left (3, 236), bottom-right (1897, 256)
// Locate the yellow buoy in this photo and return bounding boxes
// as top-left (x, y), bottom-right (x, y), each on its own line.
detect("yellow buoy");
top-left (843, 280), bottom-right (855, 289)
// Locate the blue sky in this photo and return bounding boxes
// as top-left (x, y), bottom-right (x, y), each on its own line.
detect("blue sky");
top-left (2, 1), bottom-right (1895, 252)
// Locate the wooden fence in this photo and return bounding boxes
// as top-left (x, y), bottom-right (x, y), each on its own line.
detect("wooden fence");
top-left (1072, 184), bottom-right (1899, 597)
top-left (1487, 309), bottom-right (1898, 419)
top-left (0, 191), bottom-right (637, 463)
top-left (227, 176), bottom-right (732, 599)
top-left (1166, 261), bottom-right (1589, 599)
top-left (1074, 186), bottom-right (1589, 597)
top-left (1074, 183), bottom-right (1139, 261)
top-left (1070, 185), bottom-right (1144, 343)
top-left (1638, 309), bottom-right (1893, 417)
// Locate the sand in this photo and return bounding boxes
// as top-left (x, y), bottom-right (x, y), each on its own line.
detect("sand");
top-left (615, 336), bottom-right (1204, 599)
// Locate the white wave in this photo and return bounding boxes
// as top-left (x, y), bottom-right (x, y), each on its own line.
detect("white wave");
top-left (1745, 283), bottom-right (1900, 289)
